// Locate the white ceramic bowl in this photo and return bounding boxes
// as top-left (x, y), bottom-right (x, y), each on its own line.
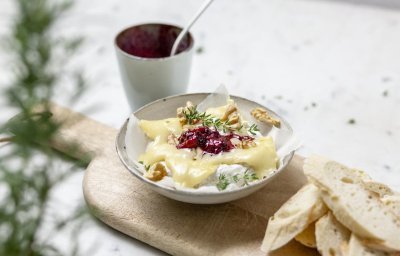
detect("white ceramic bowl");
top-left (116, 93), bottom-right (295, 204)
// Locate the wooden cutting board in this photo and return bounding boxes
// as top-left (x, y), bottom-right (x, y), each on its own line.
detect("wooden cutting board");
top-left (49, 103), bottom-right (318, 256)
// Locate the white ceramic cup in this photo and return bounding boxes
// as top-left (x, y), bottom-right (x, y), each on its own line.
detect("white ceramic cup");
top-left (115, 23), bottom-right (194, 111)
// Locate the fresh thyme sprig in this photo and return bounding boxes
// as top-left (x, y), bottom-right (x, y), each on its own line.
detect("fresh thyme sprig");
top-left (183, 106), bottom-right (232, 131)
top-left (248, 124), bottom-right (260, 135)
top-left (183, 106), bottom-right (205, 125)
top-left (183, 105), bottom-right (259, 134)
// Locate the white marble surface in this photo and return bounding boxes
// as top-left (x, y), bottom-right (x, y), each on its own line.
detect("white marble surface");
top-left (1, 0), bottom-right (400, 255)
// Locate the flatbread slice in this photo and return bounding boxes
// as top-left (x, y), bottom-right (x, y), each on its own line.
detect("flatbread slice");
top-left (315, 211), bottom-right (350, 256)
top-left (363, 180), bottom-right (394, 198)
top-left (381, 195), bottom-right (400, 217)
top-left (304, 156), bottom-right (400, 252)
top-left (345, 234), bottom-right (391, 256)
top-left (261, 183), bottom-right (327, 252)
top-left (294, 221), bottom-right (316, 248)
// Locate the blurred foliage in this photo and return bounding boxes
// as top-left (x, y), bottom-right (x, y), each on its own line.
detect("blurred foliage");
top-left (0, 0), bottom-right (90, 255)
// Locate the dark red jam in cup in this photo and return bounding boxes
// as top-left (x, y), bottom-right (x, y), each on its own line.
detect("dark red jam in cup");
top-left (177, 126), bottom-right (254, 155)
top-left (115, 23), bottom-right (194, 58)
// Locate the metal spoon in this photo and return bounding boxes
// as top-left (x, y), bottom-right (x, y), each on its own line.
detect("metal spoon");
top-left (170, 0), bottom-right (214, 56)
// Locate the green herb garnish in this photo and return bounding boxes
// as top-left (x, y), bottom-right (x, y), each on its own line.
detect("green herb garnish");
top-left (138, 161), bottom-right (150, 171)
top-left (183, 105), bottom-right (235, 132)
top-left (216, 174), bottom-right (230, 191)
top-left (243, 169), bottom-right (259, 185)
top-left (183, 106), bottom-right (203, 124)
top-left (248, 124), bottom-right (260, 135)
top-left (216, 170), bottom-right (259, 190)
top-left (232, 174), bottom-right (240, 183)
top-left (183, 105), bottom-right (260, 135)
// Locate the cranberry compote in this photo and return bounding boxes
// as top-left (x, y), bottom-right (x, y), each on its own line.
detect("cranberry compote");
top-left (176, 126), bottom-right (254, 154)
top-left (116, 24), bottom-right (193, 58)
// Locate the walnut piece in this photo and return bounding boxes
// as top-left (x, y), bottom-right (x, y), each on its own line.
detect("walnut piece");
top-left (251, 107), bottom-right (281, 128)
top-left (177, 101), bottom-right (195, 125)
top-left (230, 137), bottom-right (256, 149)
top-left (221, 104), bottom-right (237, 121)
top-left (144, 162), bottom-right (168, 181)
top-left (242, 140), bottom-right (256, 149)
top-left (228, 113), bottom-right (239, 124)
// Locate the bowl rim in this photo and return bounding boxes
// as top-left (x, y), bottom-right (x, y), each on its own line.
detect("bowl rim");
top-left (115, 92), bottom-right (295, 197)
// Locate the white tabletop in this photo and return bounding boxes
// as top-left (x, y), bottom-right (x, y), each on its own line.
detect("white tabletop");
top-left (1, 0), bottom-right (400, 255)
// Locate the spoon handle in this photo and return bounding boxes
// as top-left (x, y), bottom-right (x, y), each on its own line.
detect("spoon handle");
top-left (170, 0), bottom-right (214, 56)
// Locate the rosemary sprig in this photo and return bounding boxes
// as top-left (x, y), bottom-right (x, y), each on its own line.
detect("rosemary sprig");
top-left (0, 0), bottom-right (90, 255)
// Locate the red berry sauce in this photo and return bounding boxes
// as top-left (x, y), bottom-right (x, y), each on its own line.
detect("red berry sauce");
top-left (176, 126), bottom-right (254, 155)
top-left (116, 24), bottom-right (194, 58)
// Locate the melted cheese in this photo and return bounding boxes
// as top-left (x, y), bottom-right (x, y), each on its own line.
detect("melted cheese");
top-left (139, 118), bottom-right (182, 142)
top-left (208, 137), bottom-right (278, 178)
top-left (165, 155), bottom-right (218, 188)
top-left (139, 136), bottom-right (278, 188)
top-left (205, 106), bottom-right (227, 119)
top-left (205, 99), bottom-right (235, 119)
top-left (138, 102), bottom-right (278, 188)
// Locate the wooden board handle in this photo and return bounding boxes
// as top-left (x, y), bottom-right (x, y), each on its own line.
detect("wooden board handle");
top-left (48, 103), bottom-right (117, 160)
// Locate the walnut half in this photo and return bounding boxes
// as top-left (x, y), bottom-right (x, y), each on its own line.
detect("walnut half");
top-left (144, 162), bottom-right (168, 181)
top-left (251, 107), bottom-right (281, 128)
